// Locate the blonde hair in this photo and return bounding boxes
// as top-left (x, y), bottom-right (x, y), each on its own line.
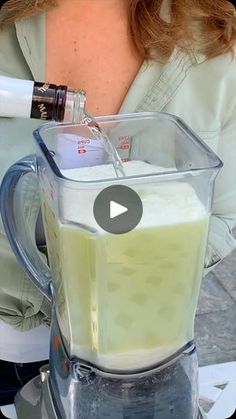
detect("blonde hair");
top-left (1, 0), bottom-right (236, 59)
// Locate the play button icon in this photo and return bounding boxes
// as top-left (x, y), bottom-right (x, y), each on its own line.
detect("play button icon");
top-left (93, 185), bottom-right (143, 234)
top-left (110, 201), bottom-right (128, 219)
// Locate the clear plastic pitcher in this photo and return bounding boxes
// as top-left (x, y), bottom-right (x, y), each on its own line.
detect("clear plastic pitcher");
top-left (0, 112), bottom-right (222, 374)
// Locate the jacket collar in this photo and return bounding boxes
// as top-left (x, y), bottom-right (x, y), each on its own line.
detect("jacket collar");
top-left (134, 48), bottom-right (200, 113)
top-left (15, 13), bottom-right (46, 81)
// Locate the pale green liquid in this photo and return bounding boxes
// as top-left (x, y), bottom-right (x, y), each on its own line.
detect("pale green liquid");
top-left (42, 200), bottom-right (209, 369)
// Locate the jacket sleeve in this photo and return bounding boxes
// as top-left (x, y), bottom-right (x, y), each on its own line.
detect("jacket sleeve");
top-left (0, 234), bottom-right (51, 331)
top-left (0, 175), bottom-right (51, 331)
top-left (204, 100), bottom-right (236, 274)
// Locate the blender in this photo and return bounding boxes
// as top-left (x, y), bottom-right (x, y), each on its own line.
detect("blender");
top-left (0, 112), bottom-right (222, 418)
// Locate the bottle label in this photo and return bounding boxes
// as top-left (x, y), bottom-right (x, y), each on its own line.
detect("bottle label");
top-left (31, 82), bottom-right (67, 121)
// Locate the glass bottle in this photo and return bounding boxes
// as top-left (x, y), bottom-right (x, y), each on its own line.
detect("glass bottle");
top-left (0, 75), bottom-right (87, 122)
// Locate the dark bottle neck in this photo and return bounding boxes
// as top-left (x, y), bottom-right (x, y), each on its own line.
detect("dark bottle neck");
top-left (31, 82), bottom-right (68, 121)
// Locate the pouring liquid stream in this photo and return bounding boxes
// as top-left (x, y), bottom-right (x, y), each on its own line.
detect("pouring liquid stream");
top-left (73, 90), bottom-right (126, 177)
top-left (88, 124), bottom-right (126, 177)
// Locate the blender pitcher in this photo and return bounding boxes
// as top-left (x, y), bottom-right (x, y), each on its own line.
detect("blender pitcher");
top-left (0, 112), bottom-right (222, 419)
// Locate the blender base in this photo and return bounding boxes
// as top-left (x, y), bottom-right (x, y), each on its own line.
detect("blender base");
top-left (14, 363), bottom-right (205, 419)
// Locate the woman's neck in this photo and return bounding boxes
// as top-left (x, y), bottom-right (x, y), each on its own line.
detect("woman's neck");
top-left (55, 0), bottom-right (129, 19)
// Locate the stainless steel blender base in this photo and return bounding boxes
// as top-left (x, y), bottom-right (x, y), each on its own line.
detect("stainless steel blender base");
top-left (14, 368), bottom-right (205, 419)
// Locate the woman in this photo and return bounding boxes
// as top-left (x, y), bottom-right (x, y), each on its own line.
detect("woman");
top-left (0, 0), bottom-right (236, 409)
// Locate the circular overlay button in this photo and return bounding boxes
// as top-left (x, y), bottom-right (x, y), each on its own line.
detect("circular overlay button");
top-left (93, 185), bottom-right (143, 234)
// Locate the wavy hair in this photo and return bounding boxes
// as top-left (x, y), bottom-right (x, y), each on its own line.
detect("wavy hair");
top-left (0, 0), bottom-right (236, 59)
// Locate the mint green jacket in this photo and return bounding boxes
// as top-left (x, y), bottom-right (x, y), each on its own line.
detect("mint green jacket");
top-left (1, 13), bottom-right (236, 330)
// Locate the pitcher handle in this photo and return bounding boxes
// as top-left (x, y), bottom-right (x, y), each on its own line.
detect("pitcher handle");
top-left (0, 155), bottom-right (52, 301)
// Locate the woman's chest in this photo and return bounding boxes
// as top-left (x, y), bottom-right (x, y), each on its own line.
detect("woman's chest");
top-left (46, 6), bottom-right (142, 116)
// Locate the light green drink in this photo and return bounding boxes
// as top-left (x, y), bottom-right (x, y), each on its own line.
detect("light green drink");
top-left (41, 162), bottom-right (209, 370)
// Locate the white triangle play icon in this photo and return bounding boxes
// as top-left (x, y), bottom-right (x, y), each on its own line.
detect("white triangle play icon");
top-left (110, 200), bottom-right (128, 219)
